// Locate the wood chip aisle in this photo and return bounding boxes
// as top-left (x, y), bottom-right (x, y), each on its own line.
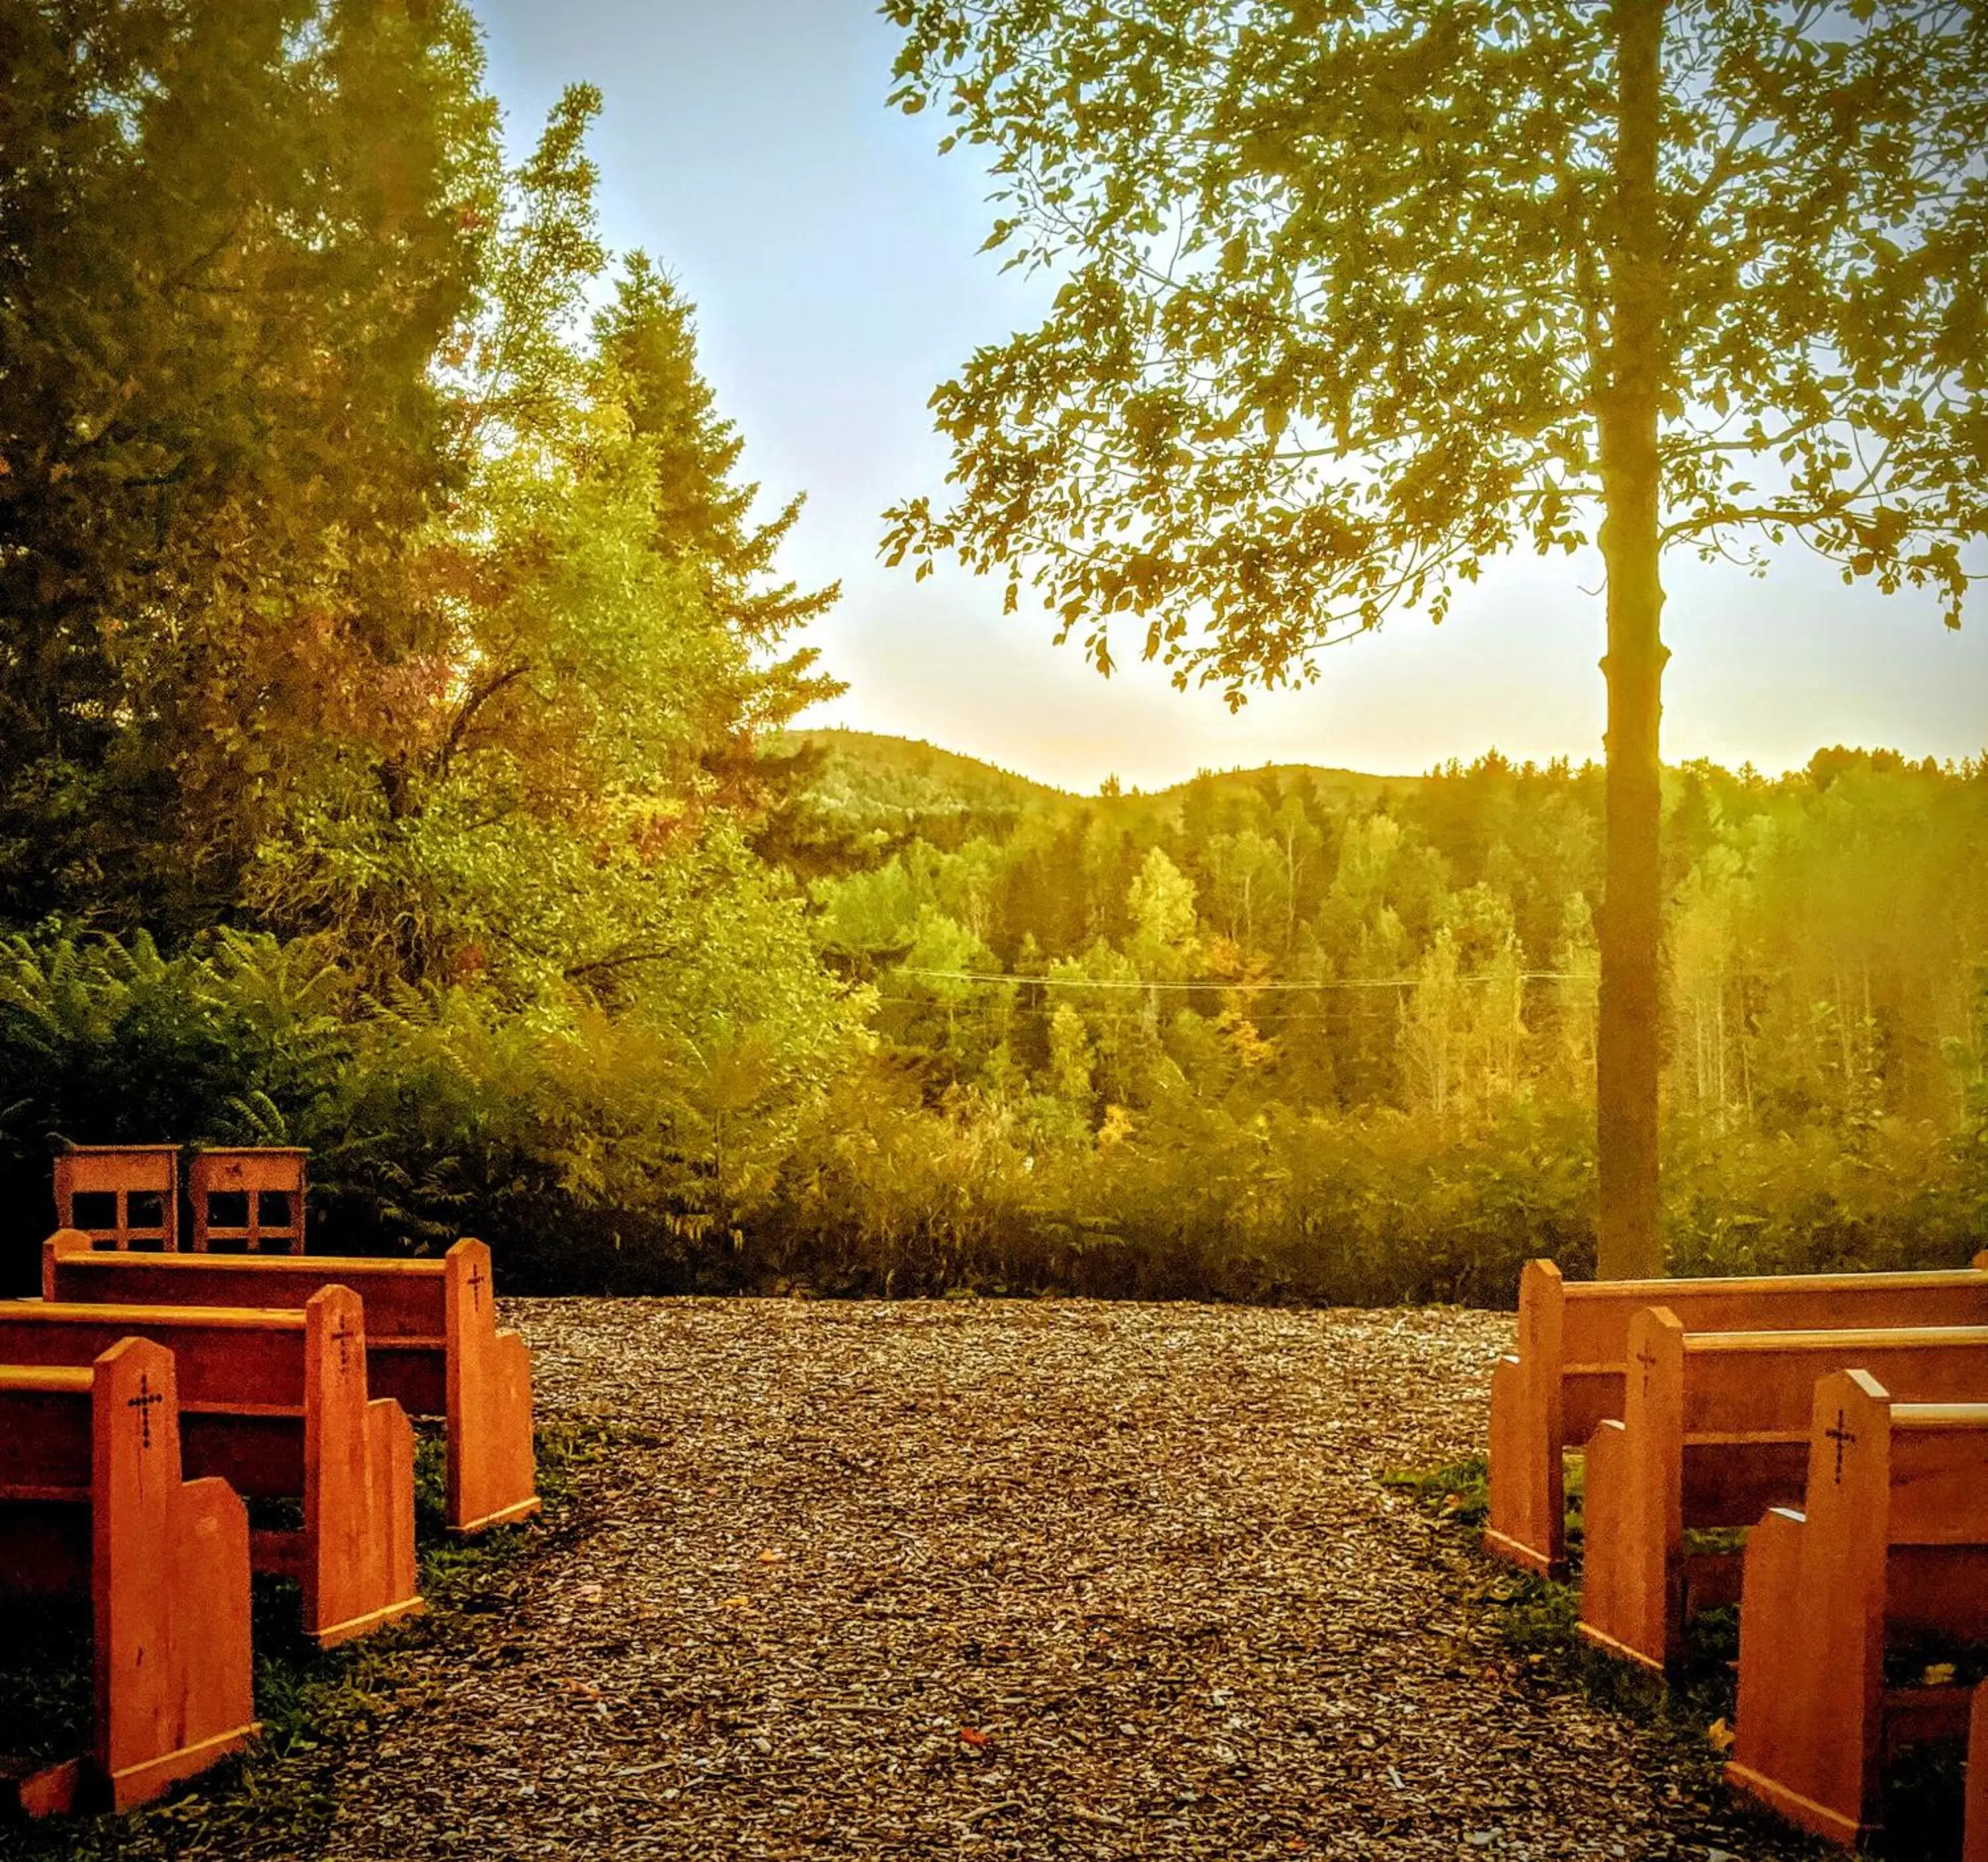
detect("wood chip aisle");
top-left (262, 1299), bottom-right (1819, 1860)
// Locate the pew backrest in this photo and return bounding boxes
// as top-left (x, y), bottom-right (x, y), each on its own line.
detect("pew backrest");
top-left (0, 1300), bottom-right (315, 1412)
top-left (1539, 1254), bottom-right (1988, 1437)
top-left (44, 1229), bottom-right (537, 1535)
top-left (0, 1286), bottom-right (420, 1646)
top-left (1578, 1307), bottom-right (1988, 1670)
top-left (1487, 1252), bottom-right (1988, 1576)
top-left (46, 1229), bottom-right (476, 1343)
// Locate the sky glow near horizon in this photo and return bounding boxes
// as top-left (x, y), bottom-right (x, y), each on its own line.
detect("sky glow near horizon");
top-left (469, 0), bottom-right (1988, 794)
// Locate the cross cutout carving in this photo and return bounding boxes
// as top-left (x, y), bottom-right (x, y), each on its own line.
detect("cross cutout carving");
top-left (468, 1261), bottom-right (487, 1313)
top-left (1635, 1342), bottom-right (1659, 1396)
top-left (128, 1372), bottom-right (165, 1451)
top-left (1825, 1408), bottom-right (1857, 1484)
top-left (331, 1315), bottom-right (359, 1372)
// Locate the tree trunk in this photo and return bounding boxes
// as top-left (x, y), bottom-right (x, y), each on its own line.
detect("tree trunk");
top-left (1595, 0), bottom-right (1669, 1281)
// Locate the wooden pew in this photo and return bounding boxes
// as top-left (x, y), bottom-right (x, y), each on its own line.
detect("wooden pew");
top-left (1577, 1306), bottom-right (1988, 1670)
top-left (0, 1338), bottom-right (257, 1815)
top-left (1726, 1369), bottom-right (1988, 1846)
top-left (45, 1231), bottom-right (537, 1535)
top-left (1486, 1254), bottom-right (1988, 1576)
top-left (0, 1287), bottom-right (419, 1648)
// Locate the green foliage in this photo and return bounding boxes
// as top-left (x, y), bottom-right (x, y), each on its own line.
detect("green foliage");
top-left (882, 0), bottom-right (1988, 1277)
top-left (0, 17), bottom-right (867, 1296)
top-left (0, 903), bottom-right (865, 1293)
top-left (0, 0), bottom-right (500, 929)
top-left (881, 0), bottom-right (1988, 687)
top-left (1378, 1454), bottom-right (1490, 1528)
top-left (247, 92), bottom-right (843, 1004)
top-left (5, 726), bottom-right (1983, 1303)
top-left (3, 3), bottom-right (1981, 1311)
top-left (753, 741), bottom-right (1987, 1302)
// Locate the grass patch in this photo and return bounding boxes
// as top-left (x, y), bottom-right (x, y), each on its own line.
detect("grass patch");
top-left (0, 1418), bottom-right (617, 1861)
top-left (1379, 1455), bottom-right (1490, 1527)
top-left (1385, 1454), bottom-right (1971, 1859)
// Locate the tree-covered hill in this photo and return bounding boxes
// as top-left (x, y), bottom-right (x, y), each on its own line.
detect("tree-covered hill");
top-left (777, 729), bottom-right (1066, 835)
top-left (781, 726), bottom-right (1412, 834)
top-left (775, 736), bottom-right (1986, 1302)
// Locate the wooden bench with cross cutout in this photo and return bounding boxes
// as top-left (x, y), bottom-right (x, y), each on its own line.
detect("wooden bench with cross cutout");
top-left (1486, 1255), bottom-right (1988, 1576)
top-left (45, 1231), bottom-right (537, 1535)
top-left (0, 1286), bottom-right (419, 1648)
top-left (1726, 1368), bottom-right (1988, 1846)
top-left (0, 1337), bottom-right (258, 1816)
top-left (1575, 1305), bottom-right (1988, 1671)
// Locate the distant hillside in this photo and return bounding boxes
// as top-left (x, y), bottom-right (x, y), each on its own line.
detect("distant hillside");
top-left (779, 729), bottom-right (1068, 830)
top-left (779, 727), bottom-right (1419, 833)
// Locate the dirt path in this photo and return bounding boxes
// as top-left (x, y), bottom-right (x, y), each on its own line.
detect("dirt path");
top-left (261, 1298), bottom-right (1814, 1861)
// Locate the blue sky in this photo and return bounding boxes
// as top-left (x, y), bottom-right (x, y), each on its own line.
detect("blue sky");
top-left (469, 0), bottom-right (1987, 791)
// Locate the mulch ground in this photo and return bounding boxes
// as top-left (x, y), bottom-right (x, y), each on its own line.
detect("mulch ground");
top-left (252, 1297), bottom-right (1816, 1861)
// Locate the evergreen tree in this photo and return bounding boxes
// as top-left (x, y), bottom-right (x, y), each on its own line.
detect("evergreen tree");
top-left (0, 0), bottom-right (498, 928)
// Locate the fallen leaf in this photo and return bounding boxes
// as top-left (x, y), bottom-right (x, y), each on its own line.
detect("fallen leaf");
top-left (1922, 1662), bottom-right (1958, 1686)
top-left (1706, 1718), bottom-right (1736, 1753)
top-left (958, 1726), bottom-right (991, 1747)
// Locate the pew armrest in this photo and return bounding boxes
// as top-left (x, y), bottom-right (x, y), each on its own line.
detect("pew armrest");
top-left (445, 1321), bottom-right (539, 1536)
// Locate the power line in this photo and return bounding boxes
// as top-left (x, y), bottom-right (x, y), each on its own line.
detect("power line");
top-left (888, 965), bottom-right (1596, 992)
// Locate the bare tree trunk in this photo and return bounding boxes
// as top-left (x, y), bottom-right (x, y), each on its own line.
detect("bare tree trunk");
top-left (1596, 0), bottom-right (1669, 1280)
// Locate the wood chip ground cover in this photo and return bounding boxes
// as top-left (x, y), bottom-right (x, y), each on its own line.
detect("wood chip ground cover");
top-left (8, 1299), bottom-right (1850, 1858)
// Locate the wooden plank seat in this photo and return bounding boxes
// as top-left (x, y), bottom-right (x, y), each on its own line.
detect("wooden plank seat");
top-left (1726, 1369), bottom-right (1988, 1846)
top-left (1487, 1254), bottom-right (1988, 1576)
top-left (0, 1339), bottom-right (257, 1815)
top-left (0, 1287), bottom-right (419, 1649)
top-left (1576, 1305), bottom-right (1988, 1671)
top-left (45, 1231), bottom-right (537, 1535)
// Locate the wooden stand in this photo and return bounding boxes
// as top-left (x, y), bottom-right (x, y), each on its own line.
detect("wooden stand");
top-left (51, 1146), bottom-right (180, 1252)
top-left (1486, 1254), bottom-right (1988, 1576)
top-left (46, 1232), bottom-right (537, 1535)
top-left (190, 1148), bottom-right (309, 1253)
top-left (0, 1285), bottom-right (420, 1647)
top-left (0, 1339), bottom-right (258, 1814)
